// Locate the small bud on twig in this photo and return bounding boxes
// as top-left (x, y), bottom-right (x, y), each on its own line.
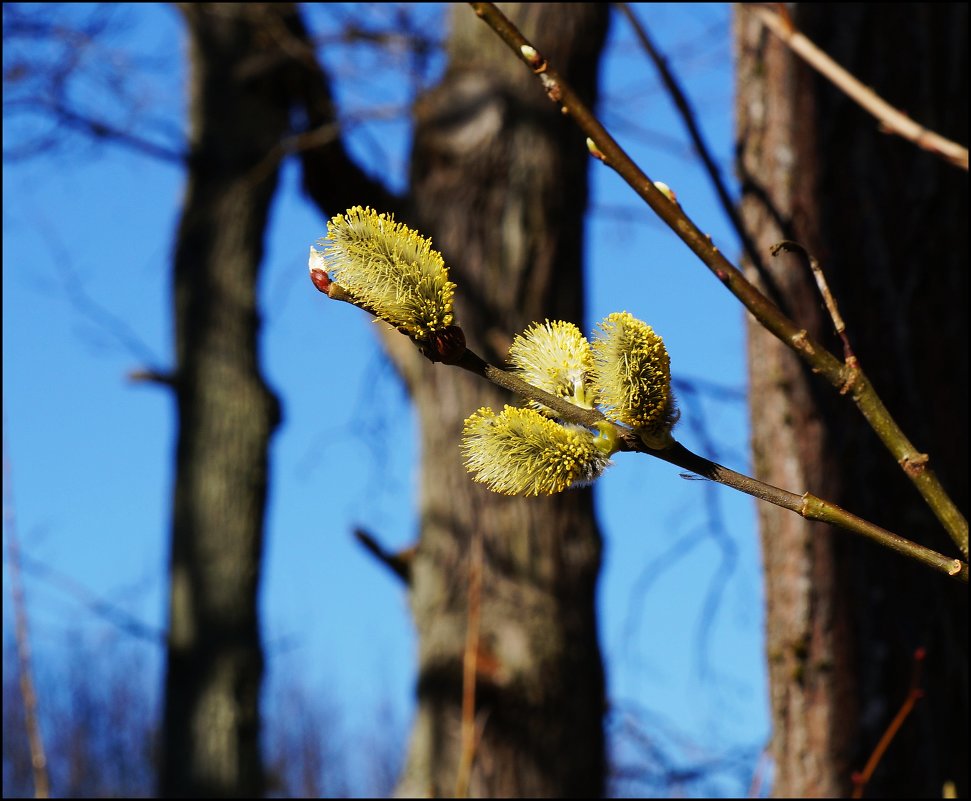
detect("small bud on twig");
top-left (586, 137), bottom-right (606, 162)
top-left (653, 181), bottom-right (678, 205)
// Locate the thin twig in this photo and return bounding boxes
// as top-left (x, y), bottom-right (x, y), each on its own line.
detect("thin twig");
top-left (353, 527), bottom-right (413, 583)
top-left (3, 422), bottom-right (51, 799)
top-left (467, 1), bottom-right (967, 559)
top-left (14, 549), bottom-right (163, 643)
top-left (615, 3), bottom-right (767, 276)
top-left (312, 277), bottom-right (968, 581)
top-left (753, 5), bottom-right (969, 171)
top-left (850, 647), bottom-right (927, 798)
top-left (771, 241), bottom-right (856, 368)
top-left (454, 531), bottom-right (483, 798)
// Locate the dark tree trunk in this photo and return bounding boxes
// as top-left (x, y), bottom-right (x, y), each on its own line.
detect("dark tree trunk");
top-left (161, 4), bottom-right (290, 796)
top-left (736, 4), bottom-right (967, 797)
top-left (389, 5), bottom-right (610, 796)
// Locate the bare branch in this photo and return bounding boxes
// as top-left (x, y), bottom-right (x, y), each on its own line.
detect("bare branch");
top-left (615, 3), bottom-right (767, 278)
top-left (2, 4), bottom-right (186, 163)
top-left (770, 240), bottom-right (857, 368)
top-left (454, 531), bottom-right (483, 798)
top-left (467, 1), bottom-right (967, 558)
top-left (315, 276), bottom-right (968, 582)
top-left (280, 6), bottom-right (404, 217)
top-left (850, 647), bottom-right (927, 797)
top-left (753, 5), bottom-right (969, 171)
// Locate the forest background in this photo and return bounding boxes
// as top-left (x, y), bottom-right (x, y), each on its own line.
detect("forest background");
top-left (3, 3), bottom-right (965, 798)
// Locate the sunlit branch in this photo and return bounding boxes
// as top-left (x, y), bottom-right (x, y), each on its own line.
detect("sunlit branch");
top-left (313, 278), bottom-right (968, 583)
top-left (467, 1), bottom-right (968, 559)
top-left (615, 3), bottom-right (766, 277)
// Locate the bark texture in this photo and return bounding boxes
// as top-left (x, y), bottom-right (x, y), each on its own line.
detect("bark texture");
top-left (161, 4), bottom-right (291, 796)
top-left (389, 5), bottom-right (610, 796)
top-left (736, 5), bottom-right (967, 797)
top-left (295, 3), bottom-right (610, 794)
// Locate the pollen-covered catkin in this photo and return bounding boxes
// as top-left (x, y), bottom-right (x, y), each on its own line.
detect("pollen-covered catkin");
top-left (316, 206), bottom-right (456, 339)
top-left (591, 312), bottom-right (677, 444)
top-left (461, 406), bottom-right (611, 496)
top-left (507, 320), bottom-right (594, 414)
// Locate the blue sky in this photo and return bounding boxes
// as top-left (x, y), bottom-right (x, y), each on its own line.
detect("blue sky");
top-left (3, 3), bottom-right (767, 794)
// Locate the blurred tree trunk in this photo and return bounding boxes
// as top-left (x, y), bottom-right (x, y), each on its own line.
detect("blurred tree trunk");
top-left (391, 6), bottom-right (609, 796)
top-left (296, 3), bottom-right (609, 794)
top-left (735, 4), bottom-right (967, 797)
top-left (161, 4), bottom-right (289, 796)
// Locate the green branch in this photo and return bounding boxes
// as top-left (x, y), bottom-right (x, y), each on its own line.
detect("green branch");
top-left (312, 267), bottom-right (967, 583)
top-left (454, 348), bottom-right (966, 584)
top-left (467, 1), bottom-right (968, 559)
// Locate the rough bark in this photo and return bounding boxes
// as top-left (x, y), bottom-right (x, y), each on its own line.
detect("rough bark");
top-left (736, 5), bottom-right (967, 797)
top-left (161, 4), bottom-right (291, 796)
top-left (387, 5), bottom-right (609, 797)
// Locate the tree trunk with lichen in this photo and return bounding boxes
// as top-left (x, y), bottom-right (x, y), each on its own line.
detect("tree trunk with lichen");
top-left (161, 4), bottom-right (290, 796)
top-left (735, 4), bottom-right (967, 797)
top-left (385, 5), bottom-right (610, 796)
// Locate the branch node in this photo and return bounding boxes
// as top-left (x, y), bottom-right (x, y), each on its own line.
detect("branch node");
top-left (899, 452), bottom-right (930, 477)
top-left (539, 72), bottom-right (562, 103)
top-left (838, 365), bottom-right (860, 396)
top-left (586, 137), bottom-right (607, 162)
top-left (790, 329), bottom-right (815, 356)
top-left (310, 267), bottom-right (332, 294)
top-left (418, 325), bottom-right (468, 365)
top-left (519, 44), bottom-right (546, 73)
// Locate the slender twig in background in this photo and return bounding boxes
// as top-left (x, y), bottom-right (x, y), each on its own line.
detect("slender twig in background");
top-left (13, 549), bottom-right (163, 643)
top-left (850, 647), bottom-right (927, 798)
top-left (353, 527), bottom-right (413, 583)
top-left (467, 2), bottom-right (967, 559)
top-left (753, 5), bottom-right (969, 171)
top-left (454, 531), bottom-right (483, 798)
top-left (615, 3), bottom-right (767, 276)
top-left (3, 423), bottom-right (51, 799)
top-left (771, 241), bottom-right (857, 367)
top-left (311, 272), bottom-right (968, 582)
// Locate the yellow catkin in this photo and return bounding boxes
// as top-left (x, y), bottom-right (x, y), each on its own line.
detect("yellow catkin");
top-left (507, 320), bottom-right (594, 414)
top-left (591, 312), bottom-right (676, 439)
top-left (318, 206), bottom-right (456, 338)
top-left (461, 406), bottom-right (610, 496)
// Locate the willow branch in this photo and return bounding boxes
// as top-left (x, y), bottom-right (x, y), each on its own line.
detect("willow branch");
top-left (457, 351), bottom-right (966, 582)
top-left (771, 240), bottom-right (856, 366)
top-left (615, 3), bottom-right (765, 275)
top-left (313, 274), bottom-right (967, 581)
top-left (753, 5), bottom-right (969, 171)
top-left (467, 1), bottom-right (968, 559)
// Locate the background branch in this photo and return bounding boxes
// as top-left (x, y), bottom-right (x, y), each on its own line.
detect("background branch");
top-left (753, 5), bottom-right (969, 171)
